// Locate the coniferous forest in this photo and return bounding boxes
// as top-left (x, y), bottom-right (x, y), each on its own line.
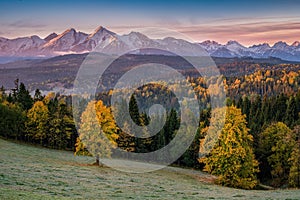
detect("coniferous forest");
top-left (1, 63), bottom-right (300, 190)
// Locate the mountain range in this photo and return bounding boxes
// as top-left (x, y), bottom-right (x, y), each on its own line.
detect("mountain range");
top-left (0, 26), bottom-right (300, 62)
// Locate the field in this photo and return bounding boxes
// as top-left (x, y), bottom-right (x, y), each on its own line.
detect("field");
top-left (0, 139), bottom-right (299, 200)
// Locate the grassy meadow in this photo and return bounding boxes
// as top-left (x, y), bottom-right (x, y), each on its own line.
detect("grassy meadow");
top-left (0, 138), bottom-right (299, 199)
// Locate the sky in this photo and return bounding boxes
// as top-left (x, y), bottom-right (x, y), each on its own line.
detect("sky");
top-left (0, 0), bottom-right (300, 46)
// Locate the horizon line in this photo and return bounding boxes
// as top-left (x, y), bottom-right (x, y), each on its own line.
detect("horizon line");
top-left (1, 25), bottom-right (299, 48)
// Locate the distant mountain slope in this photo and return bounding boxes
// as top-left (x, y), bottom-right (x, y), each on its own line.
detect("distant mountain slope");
top-left (199, 40), bottom-right (300, 61)
top-left (0, 53), bottom-right (296, 92)
top-left (0, 26), bottom-right (300, 61)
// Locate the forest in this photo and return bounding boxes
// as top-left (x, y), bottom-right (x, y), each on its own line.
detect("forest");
top-left (1, 63), bottom-right (300, 190)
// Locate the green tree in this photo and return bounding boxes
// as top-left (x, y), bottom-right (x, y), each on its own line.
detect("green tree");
top-left (129, 95), bottom-right (141, 126)
top-left (0, 101), bottom-right (25, 140)
top-left (17, 82), bottom-right (33, 110)
top-left (258, 122), bottom-right (296, 187)
top-left (275, 94), bottom-right (288, 122)
top-left (0, 86), bottom-right (5, 102)
top-left (11, 78), bottom-right (19, 102)
top-left (200, 106), bottom-right (259, 189)
top-left (289, 141), bottom-right (300, 188)
top-left (33, 89), bottom-right (44, 102)
top-left (113, 99), bottom-right (136, 152)
top-left (288, 125), bottom-right (300, 188)
top-left (48, 99), bottom-right (76, 149)
top-left (178, 127), bottom-right (201, 167)
top-left (285, 96), bottom-right (297, 127)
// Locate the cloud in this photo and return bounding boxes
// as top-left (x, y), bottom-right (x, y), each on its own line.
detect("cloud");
top-left (109, 25), bottom-right (147, 32)
top-left (0, 30), bottom-right (13, 38)
top-left (155, 18), bottom-right (183, 27)
top-left (202, 16), bottom-right (300, 25)
top-left (106, 16), bottom-right (300, 45)
top-left (171, 19), bottom-right (300, 46)
top-left (178, 22), bottom-right (300, 36)
top-left (7, 20), bottom-right (46, 28)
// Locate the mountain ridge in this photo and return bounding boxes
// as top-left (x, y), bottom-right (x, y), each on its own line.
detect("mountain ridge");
top-left (0, 26), bottom-right (299, 62)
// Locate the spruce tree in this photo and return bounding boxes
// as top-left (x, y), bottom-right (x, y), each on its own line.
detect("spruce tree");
top-left (17, 82), bottom-right (33, 110)
top-left (285, 96), bottom-right (297, 127)
top-left (129, 95), bottom-right (141, 125)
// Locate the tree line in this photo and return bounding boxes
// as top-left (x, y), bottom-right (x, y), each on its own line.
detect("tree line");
top-left (0, 78), bottom-right (299, 190)
top-left (0, 80), bottom-right (77, 150)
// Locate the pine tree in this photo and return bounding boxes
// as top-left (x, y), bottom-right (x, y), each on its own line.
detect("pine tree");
top-left (12, 78), bottom-right (19, 102)
top-left (275, 94), bottom-right (288, 122)
top-left (128, 95), bottom-right (144, 153)
top-left (249, 95), bottom-right (262, 141)
top-left (113, 98), bottom-right (136, 152)
top-left (285, 96), bottom-right (297, 127)
top-left (17, 82), bottom-right (33, 110)
top-left (48, 99), bottom-right (76, 149)
top-left (179, 127), bottom-right (201, 167)
top-left (0, 101), bottom-right (25, 140)
top-left (200, 106), bottom-right (259, 189)
top-left (163, 109), bottom-right (177, 145)
top-left (129, 95), bottom-right (141, 126)
top-left (241, 96), bottom-right (251, 121)
top-left (0, 86), bottom-right (5, 102)
top-left (33, 89), bottom-right (44, 102)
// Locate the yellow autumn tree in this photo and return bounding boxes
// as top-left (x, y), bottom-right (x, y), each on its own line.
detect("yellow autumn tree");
top-left (199, 106), bottom-right (259, 189)
top-left (26, 101), bottom-right (50, 145)
top-left (75, 100), bottom-right (118, 166)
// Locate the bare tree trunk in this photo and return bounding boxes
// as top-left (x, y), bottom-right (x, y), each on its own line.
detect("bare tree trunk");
top-left (92, 155), bottom-right (101, 166)
top-left (95, 156), bottom-right (100, 166)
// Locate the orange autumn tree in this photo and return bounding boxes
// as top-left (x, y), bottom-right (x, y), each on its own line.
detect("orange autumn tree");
top-left (75, 100), bottom-right (118, 166)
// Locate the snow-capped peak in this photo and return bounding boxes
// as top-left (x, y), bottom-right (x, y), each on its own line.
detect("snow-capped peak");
top-left (248, 43), bottom-right (271, 54)
top-left (273, 41), bottom-right (288, 49)
top-left (226, 40), bottom-right (244, 47)
top-left (42, 28), bottom-right (88, 52)
top-left (64, 28), bottom-right (76, 34)
top-left (250, 43), bottom-right (271, 48)
top-left (93, 26), bottom-right (105, 33)
top-left (44, 33), bottom-right (58, 42)
top-left (200, 40), bottom-right (220, 46)
top-left (1, 26), bottom-right (300, 61)
top-left (125, 31), bottom-right (151, 41)
top-left (224, 40), bottom-right (248, 56)
top-left (30, 35), bottom-right (43, 41)
top-left (292, 41), bottom-right (300, 47)
top-left (116, 31), bottom-right (155, 50)
top-left (88, 26), bottom-right (115, 39)
top-left (199, 40), bottom-right (222, 53)
top-left (45, 28), bottom-right (77, 46)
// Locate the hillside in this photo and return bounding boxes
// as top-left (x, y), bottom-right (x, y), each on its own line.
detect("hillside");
top-left (0, 53), bottom-right (297, 92)
top-left (0, 139), bottom-right (299, 199)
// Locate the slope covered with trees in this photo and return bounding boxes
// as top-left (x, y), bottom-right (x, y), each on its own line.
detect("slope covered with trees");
top-left (1, 61), bottom-right (300, 190)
